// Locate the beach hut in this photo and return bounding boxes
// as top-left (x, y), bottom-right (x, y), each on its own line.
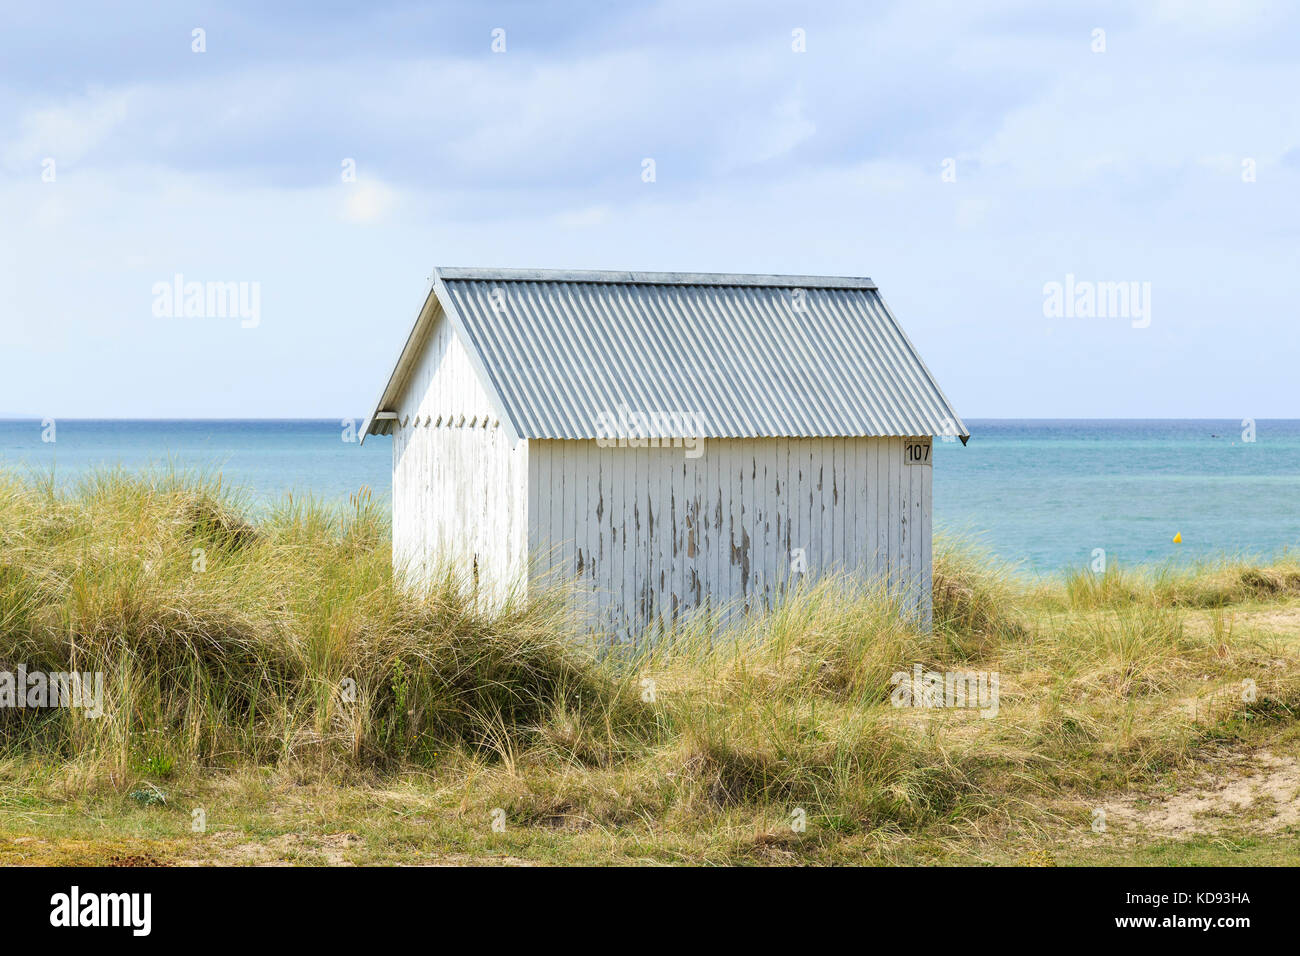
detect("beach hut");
top-left (361, 268), bottom-right (967, 637)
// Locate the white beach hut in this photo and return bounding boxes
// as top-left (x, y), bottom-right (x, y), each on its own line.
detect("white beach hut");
top-left (361, 268), bottom-right (966, 637)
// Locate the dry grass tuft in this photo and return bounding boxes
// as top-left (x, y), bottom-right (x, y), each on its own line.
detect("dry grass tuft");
top-left (2, 468), bottom-right (1298, 862)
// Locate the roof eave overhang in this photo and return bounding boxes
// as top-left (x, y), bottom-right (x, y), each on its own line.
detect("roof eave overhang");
top-left (359, 269), bottom-right (523, 446)
top-left (359, 284), bottom-right (440, 446)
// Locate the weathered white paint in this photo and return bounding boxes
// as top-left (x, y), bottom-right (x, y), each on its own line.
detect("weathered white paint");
top-left (389, 311), bottom-right (934, 637)
top-left (390, 307), bottom-right (529, 604)
top-left (525, 437), bottom-right (931, 639)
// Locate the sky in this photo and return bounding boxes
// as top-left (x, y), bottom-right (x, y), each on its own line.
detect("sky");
top-left (1, 0), bottom-right (1297, 419)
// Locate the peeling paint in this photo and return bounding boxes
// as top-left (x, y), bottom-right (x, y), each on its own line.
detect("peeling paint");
top-left (397, 429), bottom-right (932, 642)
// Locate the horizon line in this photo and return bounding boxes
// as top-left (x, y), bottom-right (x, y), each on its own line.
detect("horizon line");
top-left (1, 416), bottom-right (1295, 423)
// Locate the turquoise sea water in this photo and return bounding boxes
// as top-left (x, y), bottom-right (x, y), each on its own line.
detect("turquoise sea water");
top-left (934, 420), bottom-right (1300, 573)
top-left (1, 419), bottom-right (1297, 575)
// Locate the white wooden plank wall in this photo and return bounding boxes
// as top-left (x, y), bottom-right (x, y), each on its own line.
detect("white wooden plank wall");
top-left (386, 317), bottom-right (935, 634)
top-left (526, 437), bottom-right (932, 641)
top-left (391, 313), bottom-right (529, 603)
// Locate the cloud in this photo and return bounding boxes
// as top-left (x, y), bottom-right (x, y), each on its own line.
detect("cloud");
top-left (2, 0), bottom-right (1298, 418)
top-left (717, 94), bottom-right (817, 170)
top-left (342, 181), bottom-right (398, 224)
top-left (1, 87), bottom-right (130, 172)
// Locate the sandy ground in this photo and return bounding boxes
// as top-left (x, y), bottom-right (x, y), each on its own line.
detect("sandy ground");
top-left (1090, 603), bottom-right (1300, 841)
top-left (1099, 749), bottom-right (1300, 838)
top-left (189, 831), bottom-right (539, 866)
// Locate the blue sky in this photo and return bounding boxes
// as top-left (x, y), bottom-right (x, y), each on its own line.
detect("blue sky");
top-left (2, 0), bottom-right (1297, 419)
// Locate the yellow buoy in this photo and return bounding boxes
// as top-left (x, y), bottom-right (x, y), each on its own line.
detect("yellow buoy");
top-left (1173, 532), bottom-right (1182, 543)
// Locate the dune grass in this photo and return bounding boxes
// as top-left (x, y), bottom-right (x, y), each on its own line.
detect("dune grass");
top-left (1060, 555), bottom-right (1300, 611)
top-left (0, 469), bottom-right (1297, 865)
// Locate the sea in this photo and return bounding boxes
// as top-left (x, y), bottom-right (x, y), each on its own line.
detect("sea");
top-left (1, 419), bottom-right (1297, 576)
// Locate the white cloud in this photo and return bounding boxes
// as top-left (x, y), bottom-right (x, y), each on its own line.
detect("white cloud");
top-left (746, 95), bottom-right (817, 166)
top-left (2, 88), bottom-right (130, 171)
top-left (2, 0), bottom-right (1298, 418)
top-left (342, 180), bottom-right (398, 224)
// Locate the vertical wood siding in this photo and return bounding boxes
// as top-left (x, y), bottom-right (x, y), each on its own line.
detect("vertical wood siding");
top-left (391, 314), bottom-right (529, 603)
top-left (388, 316), bottom-right (935, 636)
top-left (526, 437), bottom-right (932, 641)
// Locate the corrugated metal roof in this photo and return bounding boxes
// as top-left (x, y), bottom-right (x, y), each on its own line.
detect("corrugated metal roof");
top-left (362, 268), bottom-right (966, 443)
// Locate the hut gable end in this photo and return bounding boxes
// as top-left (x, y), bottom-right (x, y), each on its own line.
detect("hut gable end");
top-left (363, 268), bottom-right (967, 638)
top-left (391, 307), bottom-right (500, 430)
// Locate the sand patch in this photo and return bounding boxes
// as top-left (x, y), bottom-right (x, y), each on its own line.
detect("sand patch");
top-left (207, 830), bottom-right (363, 866)
top-left (1100, 750), bottom-right (1300, 837)
top-left (197, 829), bottom-right (536, 866)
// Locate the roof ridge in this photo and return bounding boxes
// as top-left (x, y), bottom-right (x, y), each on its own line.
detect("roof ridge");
top-left (434, 267), bottom-right (876, 290)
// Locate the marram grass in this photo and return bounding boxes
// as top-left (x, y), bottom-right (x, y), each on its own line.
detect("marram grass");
top-left (0, 468), bottom-right (1297, 859)
top-left (0, 468), bottom-right (626, 774)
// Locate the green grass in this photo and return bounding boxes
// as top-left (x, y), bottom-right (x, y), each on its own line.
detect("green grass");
top-left (1, 468), bottom-right (1297, 865)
